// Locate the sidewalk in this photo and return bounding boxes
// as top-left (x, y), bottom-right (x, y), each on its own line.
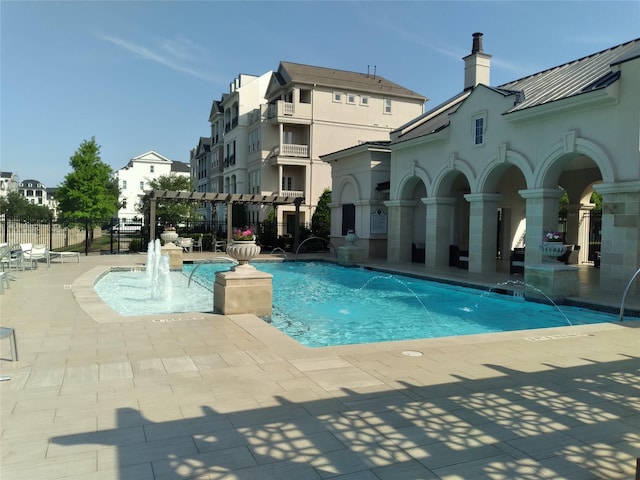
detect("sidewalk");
top-left (1, 253), bottom-right (638, 479)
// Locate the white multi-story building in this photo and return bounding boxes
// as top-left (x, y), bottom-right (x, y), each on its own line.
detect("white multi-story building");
top-left (193, 63), bottom-right (426, 234)
top-left (0, 172), bottom-right (19, 199)
top-left (114, 151), bottom-right (190, 223)
top-left (18, 178), bottom-right (48, 206)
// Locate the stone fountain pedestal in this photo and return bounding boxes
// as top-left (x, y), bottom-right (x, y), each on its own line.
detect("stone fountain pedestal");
top-left (161, 243), bottom-right (183, 271)
top-left (214, 266), bottom-right (273, 316)
top-left (213, 241), bottom-right (273, 316)
top-left (525, 263), bottom-right (579, 302)
top-left (338, 232), bottom-right (364, 267)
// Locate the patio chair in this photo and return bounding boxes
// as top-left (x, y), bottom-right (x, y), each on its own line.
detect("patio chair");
top-left (0, 244), bottom-right (24, 276)
top-left (193, 234), bottom-right (203, 252)
top-left (180, 237), bottom-right (193, 253)
top-left (23, 244), bottom-right (49, 269)
top-left (214, 239), bottom-right (226, 252)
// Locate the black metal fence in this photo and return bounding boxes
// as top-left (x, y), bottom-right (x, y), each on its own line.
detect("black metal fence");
top-left (1, 216), bottom-right (88, 251)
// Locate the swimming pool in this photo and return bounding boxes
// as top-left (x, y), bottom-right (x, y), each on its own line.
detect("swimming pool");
top-left (182, 261), bottom-right (615, 347)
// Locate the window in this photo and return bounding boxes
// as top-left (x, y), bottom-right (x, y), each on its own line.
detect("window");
top-left (139, 181), bottom-right (144, 191)
top-left (333, 92), bottom-right (343, 103)
top-left (472, 112), bottom-right (487, 146)
top-left (384, 99), bottom-right (392, 114)
top-left (122, 180), bottom-right (127, 189)
top-left (341, 204), bottom-right (356, 235)
top-left (360, 96), bottom-right (369, 106)
top-left (347, 93), bottom-right (356, 104)
top-left (282, 176), bottom-right (292, 191)
top-left (150, 165), bottom-right (154, 173)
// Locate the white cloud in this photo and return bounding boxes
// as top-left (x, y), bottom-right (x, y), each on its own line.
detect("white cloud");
top-left (98, 33), bottom-right (221, 83)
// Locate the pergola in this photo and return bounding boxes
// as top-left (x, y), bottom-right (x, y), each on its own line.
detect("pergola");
top-left (145, 190), bottom-right (305, 246)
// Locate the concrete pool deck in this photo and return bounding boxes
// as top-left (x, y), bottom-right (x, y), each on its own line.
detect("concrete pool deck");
top-left (1, 252), bottom-right (638, 479)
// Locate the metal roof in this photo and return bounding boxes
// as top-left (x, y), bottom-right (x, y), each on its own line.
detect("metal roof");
top-left (499, 38), bottom-right (640, 113)
top-left (391, 37), bottom-right (639, 143)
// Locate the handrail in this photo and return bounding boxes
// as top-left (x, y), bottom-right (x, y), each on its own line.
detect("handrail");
top-left (619, 266), bottom-right (640, 321)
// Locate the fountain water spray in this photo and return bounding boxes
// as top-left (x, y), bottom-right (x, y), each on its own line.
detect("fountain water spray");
top-left (147, 240), bottom-right (172, 300)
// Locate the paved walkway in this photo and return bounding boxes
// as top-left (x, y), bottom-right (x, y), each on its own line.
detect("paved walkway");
top-left (1, 253), bottom-right (638, 479)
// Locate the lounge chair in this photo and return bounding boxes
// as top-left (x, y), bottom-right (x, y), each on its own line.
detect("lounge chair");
top-left (23, 244), bottom-right (49, 269)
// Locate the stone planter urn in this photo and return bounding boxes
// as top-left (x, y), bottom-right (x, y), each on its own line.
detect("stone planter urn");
top-left (345, 232), bottom-right (358, 244)
top-left (226, 240), bottom-right (261, 270)
top-left (539, 242), bottom-right (567, 258)
top-left (161, 230), bottom-right (179, 245)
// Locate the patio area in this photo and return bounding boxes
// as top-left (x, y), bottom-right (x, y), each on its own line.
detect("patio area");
top-left (0, 252), bottom-right (638, 479)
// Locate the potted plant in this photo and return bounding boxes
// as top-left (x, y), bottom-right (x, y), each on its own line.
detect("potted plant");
top-left (540, 231), bottom-right (566, 257)
top-left (231, 226), bottom-right (256, 242)
top-left (345, 229), bottom-right (358, 244)
top-left (227, 226), bottom-right (260, 269)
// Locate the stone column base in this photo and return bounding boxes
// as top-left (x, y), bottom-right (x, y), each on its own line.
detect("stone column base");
top-left (525, 264), bottom-right (579, 302)
top-left (338, 246), bottom-right (365, 267)
top-left (214, 267), bottom-right (273, 316)
top-left (161, 243), bottom-right (183, 271)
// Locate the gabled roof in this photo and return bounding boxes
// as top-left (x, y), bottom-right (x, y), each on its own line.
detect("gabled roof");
top-left (392, 37), bottom-right (640, 143)
top-left (130, 151), bottom-right (172, 164)
top-left (196, 137), bottom-right (211, 155)
top-left (392, 91), bottom-right (470, 143)
top-left (266, 61), bottom-right (426, 101)
top-left (170, 161), bottom-right (190, 173)
top-left (498, 37), bottom-right (639, 113)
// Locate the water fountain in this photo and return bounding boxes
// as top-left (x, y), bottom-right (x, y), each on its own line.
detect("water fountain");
top-left (146, 239), bottom-right (172, 300)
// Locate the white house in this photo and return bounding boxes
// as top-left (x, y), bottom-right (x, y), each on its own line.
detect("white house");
top-left (114, 151), bottom-right (190, 223)
top-left (327, 33), bottom-right (640, 292)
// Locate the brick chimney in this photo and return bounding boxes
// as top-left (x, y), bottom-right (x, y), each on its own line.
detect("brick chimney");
top-left (463, 32), bottom-right (491, 91)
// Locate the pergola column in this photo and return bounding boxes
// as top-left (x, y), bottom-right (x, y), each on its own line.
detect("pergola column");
top-left (423, 197), bottom-right (455, 267)
top-left (464, 193), bottom-right (502, 273)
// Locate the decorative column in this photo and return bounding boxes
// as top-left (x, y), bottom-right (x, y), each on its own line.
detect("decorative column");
top-left (384, 200), bottom-right (416, 263)
top-left (423, 197), bottom-right (455, 267)
top-left (594, 181), bottom-right (640, 290)
top-left (519, 188), bottom-right (565, 264)
top-left (519, 188), bottom-right (578, 301)
top-left (463, 193), bottom-right (502, 273)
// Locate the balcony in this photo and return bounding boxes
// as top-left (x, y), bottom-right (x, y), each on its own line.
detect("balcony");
top-left (267, 100), bottom-right (312, 123)
top-left (279, 190), bottom-right (305, 198)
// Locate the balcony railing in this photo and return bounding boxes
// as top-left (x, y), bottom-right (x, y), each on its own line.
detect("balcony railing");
top-left (280, 144), bottom-right (309, 157)
top-left (280, 190), bottom-right (305, 198)
top-left (267, 101), bottom-right (312, 120)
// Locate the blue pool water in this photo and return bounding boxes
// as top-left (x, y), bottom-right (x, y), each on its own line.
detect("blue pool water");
top-left (182, 261), bottom-right (615, 347)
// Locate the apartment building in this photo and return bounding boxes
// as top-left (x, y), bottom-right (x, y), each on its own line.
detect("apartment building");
top-left (115, 151), bottom-right (190, 223)
top-left (0, 172), bottom-right (19, 198)
top-left (193, 63), bottom-right (426, 233)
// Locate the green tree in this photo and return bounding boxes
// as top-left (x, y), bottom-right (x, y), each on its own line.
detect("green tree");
top-left (139, 174), bottom-right (195, 227)
top-left (0, 191), bottom-right (54, 221)
top-left (311, 188), bottom-right (331, 239)
top-left (56, 137), bottom-right (119, 232)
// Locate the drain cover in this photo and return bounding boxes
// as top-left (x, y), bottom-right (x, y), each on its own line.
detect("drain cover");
top-left (402, 350), bottom-right (423, 357)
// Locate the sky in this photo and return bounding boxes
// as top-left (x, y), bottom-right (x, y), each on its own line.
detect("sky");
top-left (1, 1), bottom-right (639, 189)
